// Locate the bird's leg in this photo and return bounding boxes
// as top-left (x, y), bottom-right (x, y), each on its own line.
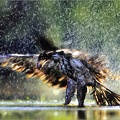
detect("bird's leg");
top-left (64, 78), bottom-right (76, 106)
top-left (77, 74), bottom-right (87, 107)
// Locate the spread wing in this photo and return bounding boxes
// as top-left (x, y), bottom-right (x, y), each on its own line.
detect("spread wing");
top-left (1, 54), bottom-right (68, 88)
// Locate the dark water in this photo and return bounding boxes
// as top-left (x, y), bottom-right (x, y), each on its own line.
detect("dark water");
top-left (0, 101), bottom-right (120, 120)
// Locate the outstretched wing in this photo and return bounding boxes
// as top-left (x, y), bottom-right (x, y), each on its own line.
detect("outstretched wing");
top-left (1, 54), bottom-right (68, 88)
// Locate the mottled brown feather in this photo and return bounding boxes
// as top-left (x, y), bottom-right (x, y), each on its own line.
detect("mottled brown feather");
top-left (1, 56), bottom-right (68, 88)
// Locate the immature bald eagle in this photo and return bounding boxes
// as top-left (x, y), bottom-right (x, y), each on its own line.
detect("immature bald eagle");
top-left (1, 36), bottom-right (120, 107)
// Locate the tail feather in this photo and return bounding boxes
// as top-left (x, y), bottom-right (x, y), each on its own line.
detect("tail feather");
top-left (93, 81), bottom-right (120, 106)
top-left (86, 54), bottom-right (120, 106)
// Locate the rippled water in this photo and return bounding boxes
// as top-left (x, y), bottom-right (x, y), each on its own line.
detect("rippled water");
top-left (0, 101), bottom-right (120, 120)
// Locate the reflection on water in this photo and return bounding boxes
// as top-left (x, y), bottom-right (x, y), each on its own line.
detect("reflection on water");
top-left (0, 103), bottom-right (120, 120)
top-left (0, 107), bottom-right (120, 120)
top-left (78, 110), bottom-right (86, 120)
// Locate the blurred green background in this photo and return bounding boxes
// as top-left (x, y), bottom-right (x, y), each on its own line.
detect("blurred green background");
top-left (0, 0), bottom-right (120, 102)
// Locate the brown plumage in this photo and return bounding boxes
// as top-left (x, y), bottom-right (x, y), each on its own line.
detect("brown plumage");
top-left (1, 48), bottom-right (120, 107)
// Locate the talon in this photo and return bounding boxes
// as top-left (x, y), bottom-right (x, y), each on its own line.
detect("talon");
top-left (64, 103), bottom-right (68, 107)
top-left (78, 100), bottom-right (84, 107)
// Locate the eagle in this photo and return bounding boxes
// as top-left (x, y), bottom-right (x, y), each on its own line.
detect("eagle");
top-left (0, 36), bottom-right (120, 107)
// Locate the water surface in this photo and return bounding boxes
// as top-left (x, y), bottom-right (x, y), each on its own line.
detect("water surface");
top-left (0, 101), bottom-right (120, 120)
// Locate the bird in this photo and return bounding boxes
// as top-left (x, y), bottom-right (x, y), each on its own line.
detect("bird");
top-left (0, 35), bottom-right (120, 107)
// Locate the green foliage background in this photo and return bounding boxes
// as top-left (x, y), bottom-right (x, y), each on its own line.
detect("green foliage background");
top-left (0, 0), bottom-right (119, 101)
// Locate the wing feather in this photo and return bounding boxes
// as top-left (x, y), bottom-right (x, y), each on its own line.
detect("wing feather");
top-left (1, 54), bottom-right (68, 88)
